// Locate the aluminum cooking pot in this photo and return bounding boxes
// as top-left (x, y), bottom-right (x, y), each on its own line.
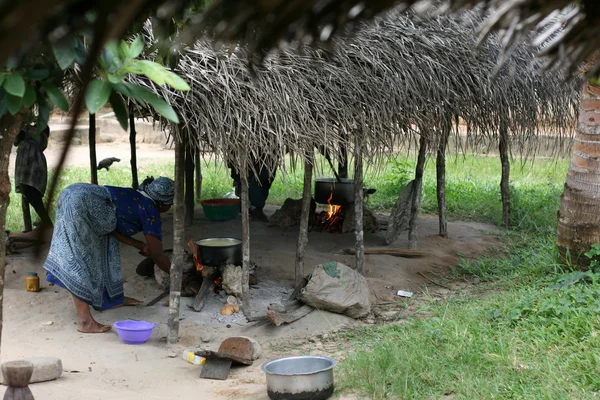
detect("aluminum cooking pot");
top-left (262, 355), bottom-right (337, 400)
top-left (314, 178), bottom-right (355, 205)
top-left (194, 238), bottom-right (242, 267)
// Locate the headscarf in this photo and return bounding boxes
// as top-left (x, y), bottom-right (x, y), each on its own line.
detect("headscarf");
top-left (138, 176), bottom-right (174, 205)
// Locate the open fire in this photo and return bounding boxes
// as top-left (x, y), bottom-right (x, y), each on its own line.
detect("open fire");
top-left (315, 192), bottom-right (345, 233)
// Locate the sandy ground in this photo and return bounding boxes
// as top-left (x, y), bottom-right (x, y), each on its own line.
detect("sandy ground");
top-left (2, 142), bottom-right (503, 399)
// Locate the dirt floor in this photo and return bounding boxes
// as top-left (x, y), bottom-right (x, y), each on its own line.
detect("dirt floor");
top-left (2, 142), bottom-right (503, 399)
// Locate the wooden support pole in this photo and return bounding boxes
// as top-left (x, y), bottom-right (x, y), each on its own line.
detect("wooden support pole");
top-left (21, 196), bottom-right (32, 232)
top-left (499, 118), bottom-right (510, 227)
top-left (89, 112), bottom-right (97, 185)
top-left (184, 144), bottom-right (194, 227)
top-left (295, 158), bottom-right (313, 285)
top-left (129, 109), bottom-right (138, 189)
top-left (168, 138), bottom-right (185, 344)
top-left (354, 143), bottom-right (365, 275)
top-left (195, 150), bottom-right (202, 203)
top-left (408, 135), bottom-right (427, 249)
top-left (436, 121), bottom-right (450, 238)
top-left (240, 174), bottom-right (252, 319)
top-left (339, 142), bottom-right (348, 179)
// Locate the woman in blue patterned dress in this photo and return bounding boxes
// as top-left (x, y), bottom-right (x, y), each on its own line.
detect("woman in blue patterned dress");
top-left (43, 176), bottom-right (174, 333)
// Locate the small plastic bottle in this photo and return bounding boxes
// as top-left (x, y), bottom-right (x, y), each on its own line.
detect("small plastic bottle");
top-left (25, 272), bottom-right (40, 292)
top-left (182, 349), bottom-right (206, 366)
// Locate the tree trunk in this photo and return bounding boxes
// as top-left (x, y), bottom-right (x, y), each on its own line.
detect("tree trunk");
top-left (557, 82), bottom-right (600, 266)
top-left (129, 110), bottom-right (138, 189)
top-left (295, 158), bottom-right (313, 285)
top-left (408, 135), bottom-right (427, 249)
top-left (0, 112), bottom-right (27, 362)
top-left (240, 175), bottom-right (252, 319)
top-left (195, 150), bottom-right (202, 203)
top-left (354, 142), bottom-right (365, 274)
top-left (89, 112), bottom-right (97, 185)
top-left (437, 123), bottom-right (450, 238)
top-left (499, 118), bottom-right (510, 227)
top-left (184, 144), bottom-right (194, 227)
top-left (167, 138), bottom-right (185, 344)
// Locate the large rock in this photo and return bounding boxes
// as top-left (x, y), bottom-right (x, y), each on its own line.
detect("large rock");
top-left (1, 357), bottom-right (62, 385)
top-left (270, 198), bottom-right (317, 227)
top-left (341, 205), bottom-right (380, 234)
top-left (222, 265), bottom-right (243, 298)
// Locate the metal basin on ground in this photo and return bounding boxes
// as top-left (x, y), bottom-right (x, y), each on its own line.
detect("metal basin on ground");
top-left (262, 355), bottom-right (337, 400)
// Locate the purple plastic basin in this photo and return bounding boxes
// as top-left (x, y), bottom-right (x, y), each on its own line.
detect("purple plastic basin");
top-left (114, 320), bottom-right (155, 345)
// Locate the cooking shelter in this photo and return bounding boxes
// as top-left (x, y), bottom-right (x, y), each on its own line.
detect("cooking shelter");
top-left (126, 7), bottom-right (578, 342)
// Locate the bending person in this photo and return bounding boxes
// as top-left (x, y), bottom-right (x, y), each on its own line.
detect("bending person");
top-left (43, 176), bottom-right (174, 333)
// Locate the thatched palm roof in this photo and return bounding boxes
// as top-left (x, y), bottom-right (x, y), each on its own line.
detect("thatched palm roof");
top-left (202, 1), bottom-right (599, 77)
top-left (130, 7), bottom-right (578, 173)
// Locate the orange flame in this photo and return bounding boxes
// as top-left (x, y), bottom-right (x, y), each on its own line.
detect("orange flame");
top-left (326, 191), bottom-right (340, 220)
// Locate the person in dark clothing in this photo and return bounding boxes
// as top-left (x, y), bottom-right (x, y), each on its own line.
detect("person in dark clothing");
top-left (14, 124), bottom-right (52, 231)
top-left (229, 159), bottom-right (275, 222)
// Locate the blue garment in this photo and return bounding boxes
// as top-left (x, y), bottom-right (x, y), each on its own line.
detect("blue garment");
top-left (105, 186), bottom-right (163, 240)
top-left (46, 272), bottom-right (123, 309)
top-left (43, 183), bottom-right (123, 311)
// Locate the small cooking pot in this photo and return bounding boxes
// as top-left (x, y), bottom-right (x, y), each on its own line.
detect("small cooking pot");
top-left (262, 355), bottom-right (337, 400)
top-left (314, 177), bottom-right (355, 205)
top-left (194, 238), bottom-right (242, 267)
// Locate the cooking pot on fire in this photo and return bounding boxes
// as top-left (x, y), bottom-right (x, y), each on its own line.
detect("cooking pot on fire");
top-left (194, 238), bottom-right (242, 267)
top-left (314, 178), bottom-right (376, 206)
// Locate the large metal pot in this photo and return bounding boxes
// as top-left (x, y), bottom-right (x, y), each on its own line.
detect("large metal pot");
top-left (194, 238), bottom-right (242, 267)
top-left (314, 178), bottom-right (355, 205)
top-left (262, 355), bottom-right (337, 400)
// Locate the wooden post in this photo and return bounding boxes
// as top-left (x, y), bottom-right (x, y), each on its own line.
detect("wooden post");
top-left (184, 144), bottom-right (194, 227)
top-left (295, 158), bottom-right (313, 285)
top-left (89, 112), bottom-right (97, 185)
top-left (168, 138), bottom-right (185, 344)
top-left (21, 196), bottom-right (32, 232)
top-left (129, 109), bottom-right (138, 189)
top-left (354, 143), bottom-right (365, 275)
top-left (1, 360), bottom-right (35, 400)
top-left (436, 120), bottom-right (450, 238)
top-left (408, 135), bottom-right (427, 249)
top-left (499, 118), bottom-right (510, 227)
top-left (339, 141), bottom-right (348, 179)
top-left (240, 173), bottom-right (252, 319)
top-left (195, 150), bottom-right (202, 203)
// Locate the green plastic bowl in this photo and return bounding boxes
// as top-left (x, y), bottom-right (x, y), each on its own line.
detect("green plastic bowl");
top-left (201, 198), bottom-right (241, 221)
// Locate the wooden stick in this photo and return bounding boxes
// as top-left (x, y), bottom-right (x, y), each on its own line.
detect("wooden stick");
top-left (129, 107), bottom-right (139, 189)
top-left (437, 117), bottom-right (450, 238)
top-left (295, 157), bottom-right (313, 286)
top-left (240, 173), bottom-right (252, 319)
top-left (408, 135), bottom-right (427, 249)
top-left (354, 139), bottom-right (365, 275)
top-left (189, 279), bottom-right (215, 312)
top-left (168, 137), bottom-right (185, 344)
top-left (184, 143), bottom-right (194, 227)
top-left (418, 271), bottom-right (451, 290)
top-left (499, 117), bottom-right (511, 227)
top-left (324, 151), bottom-right (342, 183)
top-left (343, 248), bottom-right (426, 257)
top-left (89, 112), bottom-right (97, 185)
top-left (195, 150), bottom-right (202, 203)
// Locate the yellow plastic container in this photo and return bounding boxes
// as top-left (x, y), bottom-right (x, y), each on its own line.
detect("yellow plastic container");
top-left (26, 272), bottom-right (40, 292)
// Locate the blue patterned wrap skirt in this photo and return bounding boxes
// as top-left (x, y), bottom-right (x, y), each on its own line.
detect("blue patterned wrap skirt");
top-left (43, 183), bottom-right (124, 310)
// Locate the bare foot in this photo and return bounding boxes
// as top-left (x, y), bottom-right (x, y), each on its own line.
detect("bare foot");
top-left (77, 317), bottom-right (111, 333)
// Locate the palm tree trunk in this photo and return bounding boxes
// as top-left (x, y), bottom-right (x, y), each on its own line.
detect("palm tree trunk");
top-left (437, 120), bottom-right (450, 238)
top-left (557, 82), bottom-right (600, 266)
top-left (0, 111), bottom-right (28, 360)
top-left (89, 112), bottom-right (97, 185)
